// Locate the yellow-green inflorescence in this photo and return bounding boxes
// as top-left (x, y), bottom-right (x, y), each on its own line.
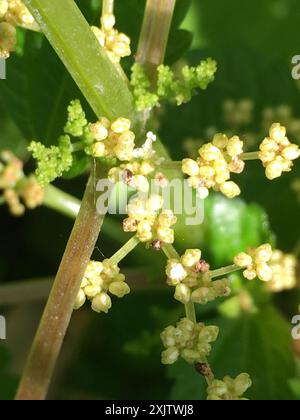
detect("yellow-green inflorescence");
top-left (29, 100), bottom-right (92, 186)
top-left (123, 195), bottom-right (177, 245)
top-left (75, 259), bottom-right (130, 314)
top-left (182, 134), bottom-right (245, 200)
top-left (0, 0), bottom-right (38, 58)
top-left (108, 131), bottom-right (165, 193)
top-left (259, 123), bottom-right (300, 180)
top-left (207, 374), bottom-right (252, 400)
top-left (234, 244), bottom-right (273, 282)
top-left (160, 318), bottom-right (219, 365)
top-left (166, 249), bottom-right (230, 305)
top-left (0, 150), bottom-right (44, 216)
top-left (267, 250), bottom-right (298, 292)
top-left (130, 59), bottom-right (217, 111)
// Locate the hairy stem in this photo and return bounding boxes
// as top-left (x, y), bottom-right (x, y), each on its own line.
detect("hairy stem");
top-left (15, 165), bottom-right (108, 400)
top-left (136, 0), bottom-right (176, 85)
top-left (210, 264), bottom-right (241, 279)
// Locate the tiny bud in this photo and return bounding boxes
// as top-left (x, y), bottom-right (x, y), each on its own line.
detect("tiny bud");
top-left (91, 292), bottom-right (112, 313)
top-left (74, 289), bottom-right (86, 310)
top-left (234, 252), bottom-right (253, 268)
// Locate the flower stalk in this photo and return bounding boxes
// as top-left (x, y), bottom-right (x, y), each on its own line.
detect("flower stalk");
top-left (109, 235), bottom-right (140, 265)
top-left (102, 0), bottom-right (114, 16)
top-left (16, 164), bottom-right (109, 400)
top-left (210, 264), bottom-right (241, 279)
top-left (136, 0), bottom-right (176, 85)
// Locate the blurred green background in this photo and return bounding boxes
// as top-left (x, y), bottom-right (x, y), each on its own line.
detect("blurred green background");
top-left (0, 0), bottom-right (300, 400)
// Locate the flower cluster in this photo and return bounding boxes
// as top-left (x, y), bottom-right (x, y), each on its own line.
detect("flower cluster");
top-left (160, 318), bottom-right (219, 365)
top-left (259, 123), bottom-right (300, 180)
top-left (75, 260), bottom-right (130, 314)
top-left (91, 13), bottom-right (131, 64)
top-left (0, 0), bottom-right (38, 58)
top-left (130, 59), bottom-right (217, 111)
top-left (108, 131), bottom-right (164, 192)
top-left (89, 117), bottom-right (135, 161)
top-left (266, 250), bottom-right (298, 292)
top-left (234, 244), bottom-right (273, 282)
top-left (29, 136), bottom-right (73, 186)
top-left (207, 373), bottom-right (252, 400)
top-left (123, 195), bottom-right (177, 245)
top-left (29, 100), bottom-right (92, 186)
top-left (182, 134), bottom-right (245, 199)
top-left (166, 249), bottom-right (230, 304)
top-left (0, 150), bottom-right (44, 215)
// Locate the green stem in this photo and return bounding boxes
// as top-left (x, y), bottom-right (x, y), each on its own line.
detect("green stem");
top-left (23, 0), bottom-right (134, 122)
top-left (110, 235), bottom-right (140, 265)
top-left (185, 301), bottom-right (197, 323)
top-left (16, 165), bottom-right (107, 400)
top-left (161, 161), bottom-right (182, 170)
top-left (240, 151), bottom-right (260, 161)
top-left (210, 264), bottom-right (241, 279)
top-left (136, 0), bottom-right (176, 85)
top-left (43, 184), bottom-right (81, 219)
top-left (102, 0), bottom-right (114, 15)
top-left (16, 164), bottom-right (109, 400)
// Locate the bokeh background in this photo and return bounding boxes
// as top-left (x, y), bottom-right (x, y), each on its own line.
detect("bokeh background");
top-left (0, 0), bottom-right (300, 400)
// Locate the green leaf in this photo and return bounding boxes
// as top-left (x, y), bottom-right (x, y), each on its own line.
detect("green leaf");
top-left (23, 0), bottom-right (135, 122)
top-left (203, 194), bottom-right (274, 266)
top-left (165, 29), bottom-right (193, 65)
top-left (168, 305), bottom-right (296, 400)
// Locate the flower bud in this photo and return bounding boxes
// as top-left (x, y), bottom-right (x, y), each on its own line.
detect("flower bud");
top-left (109, 281), bottom-right (130, 298)
top-left (182, 159), bottom-right (199, 177)
top-left (161, 347), bottom-right (179, 365)
top-left (234, 252), bottom-right (253, 268)
top-left (181, 249), bottom-right (201, 268)
top-left (91, 292), bottom-right (112, 313)
top-left (74, 289), bottom-right (86, 310)
top-left (174, 283), bottom-right (191, 304)
top-left (220, 181), bottom-right (241, 198)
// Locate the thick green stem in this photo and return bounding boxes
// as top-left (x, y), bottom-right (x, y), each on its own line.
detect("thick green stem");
top-left (110, 235), bottom-right (140, 265)
top-left (23, 0), bottom-right (134, 122)
top-left (210, 264), bottom-right (241, 279)
top-left (137, 0), bottom-right (176, 85)
top-left (16, 165), bottom-right (108, 400)
top-left (16, 0), bottom-right (138, 400)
